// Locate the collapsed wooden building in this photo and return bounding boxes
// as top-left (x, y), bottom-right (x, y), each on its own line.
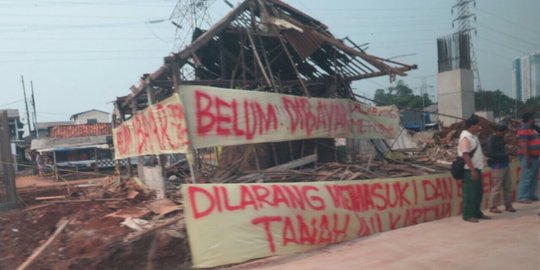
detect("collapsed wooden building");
top-left (112, 0), bottom-right (420, 191)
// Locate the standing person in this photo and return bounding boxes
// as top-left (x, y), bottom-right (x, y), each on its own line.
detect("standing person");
top-left (36, 152), bottom-right (44, 177)
top-left (458, 116), bottom-right (491, 223)
top-left (517, 112), bottom-right (540, 203)
top-left (486, 124), bottom-right (516, 213)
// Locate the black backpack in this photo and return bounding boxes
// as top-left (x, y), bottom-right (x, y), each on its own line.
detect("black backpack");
top-left (451, 145), bottom-right (478, 180)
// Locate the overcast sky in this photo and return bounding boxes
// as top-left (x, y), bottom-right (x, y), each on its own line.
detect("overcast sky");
top-left (1, 0), bottom-right (539, 129)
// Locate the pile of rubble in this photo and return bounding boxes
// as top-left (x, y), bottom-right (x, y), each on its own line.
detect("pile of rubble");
top-left (424, 116), bottom-right (521, 163)
top-left (1, 177), bottom-right (189, 270)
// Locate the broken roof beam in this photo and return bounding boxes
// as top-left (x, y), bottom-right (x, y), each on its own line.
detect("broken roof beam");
top-left (246, 30), bottom-right (274, 87)
top-left (267, 0), bottom-right (328, 31)
top-left (263, 4), bottom-right (415, 79)
top-left (119, 56), bottom-right (175, 110)
top-left (278, 35), bottom-right (309, 96)
top-left (346, 67), bottom-right (416, 81)
top-left (307, 28), bottom-right (411, 78)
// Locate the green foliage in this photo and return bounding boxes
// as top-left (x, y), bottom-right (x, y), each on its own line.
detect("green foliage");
top-left (518, 96), bottom-right (540, 115)
top-left (373, 83), bottom-right (527, 118)
top-left (475, 90), bottom-right (522, 118)
top-left (373, 80), bottom-right (432, 109)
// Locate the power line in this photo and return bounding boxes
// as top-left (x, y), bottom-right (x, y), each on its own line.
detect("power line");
top-left (0, 37), bottom-right (165, 41)
top-left (0, 56), bottom-right (166, 63)
top-left (354, 27), bottom-right (450, 34)
top-left (477, 36), bottom-right (527, 54)
top-left (0, 20), bottom-right (171, 34)
top-left (476, 7), bottom-right (540, 37)
top-left (304, 7), bottom-right (448, 12)
top-left (475, 47), bottom-right (513, 62)
top-left (0, 1), bottom-right (174, 7)
top-left (0, 49), bottom-right (172, 54)
top-left (0, 99), bottom-right (24, 108)
top-left (477, 22), bottom-right (540, 49)
top-left (0, 13), bottom-right (152, 19)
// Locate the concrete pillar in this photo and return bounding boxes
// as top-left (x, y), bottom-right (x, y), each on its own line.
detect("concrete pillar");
top-left (437, 69), bottom-right (475, 126)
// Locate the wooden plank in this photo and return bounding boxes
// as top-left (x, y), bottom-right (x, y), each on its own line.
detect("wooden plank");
top-left (44, 198), bottom-right (124, 204)
top-left (266, 154), bottom-right (317, 171)
top-left (146, 198), bottom-right (182, 216)
top-left (388, 158), bottom-right (437, 173)
top-left (16, 219), bottom-right (69, 270)
top-left (123, 215), bottom-right (183, 245)
top-left (35, 196), bottom-right (66, 201)
top-left (106, 206), bottom-right (152, 219)
top-left (22, 204), bottom-right (51, 212)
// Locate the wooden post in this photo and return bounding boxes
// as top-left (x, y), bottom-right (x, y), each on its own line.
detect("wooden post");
top-left (314, 139), bottom-right (318, 169)
top-left (146, 85), bottom-right (167, 197)
top-left (270, 143), bottom-right (279, 166)
top-left (112, 113), bottom-right (120, 175)
top-left (172, 62), bottom-right (199, 183)
top-left (288, 141), bottom-right (294, 161)
top-left (94, 148), bottom-right (99, 174)
top-left (252, 147), bottom-right (261, 171)
top-left (0, 111), bottom-right (17, 209)
top-left (131, 98), bottom-right (143, 178)
top-left (117, 106), bottom-right (133, 177)
top-left (300, 140), bottom-right (305, 159)
top-left (52, 151), bottom-right (58, 181)
top-left (219, 33), bottom-right (227, 79)
top-left (278, 35), bottom-right (310, 97)
top-left (246, 31), bottom-right (273, 87)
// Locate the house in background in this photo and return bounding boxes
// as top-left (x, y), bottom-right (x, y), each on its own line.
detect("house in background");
top-left (31, 123), bottom-right (115, 178)
top-left (6, 109), bottom-right (24, 142)
top-left (70, 109), bottom-right (109, 124)
top-left (4, 109), bottom-right (24, 170)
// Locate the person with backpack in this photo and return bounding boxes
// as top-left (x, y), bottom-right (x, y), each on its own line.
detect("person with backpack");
top-left (458, 116), bottom-right (491, 223)
top-left (486, 124), bottom-right (516, 213)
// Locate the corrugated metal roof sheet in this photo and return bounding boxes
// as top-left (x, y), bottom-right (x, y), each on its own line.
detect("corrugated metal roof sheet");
top-left (70, 109), bottom-right (109, 119)
top-left (31, 135), bottom-right (109, 151)
top-left (49, 123), bottom-right (112, 138)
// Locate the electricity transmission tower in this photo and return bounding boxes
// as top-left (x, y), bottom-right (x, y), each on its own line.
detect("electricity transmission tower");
top-left (452, 0), bottom-right (481, 92)
top-left (169, 0), bottom-right (217, 51)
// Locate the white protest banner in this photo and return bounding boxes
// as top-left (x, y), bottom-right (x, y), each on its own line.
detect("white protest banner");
top-left (180, 85), bottom-right (400, 149)
top-left (113, 93), bottom-right (189, 159)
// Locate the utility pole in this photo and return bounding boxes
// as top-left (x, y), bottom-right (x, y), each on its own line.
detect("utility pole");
top-left (452, 0), bottom-right (481, 92)
top-left (170, 0), bottom-right (217, 51)
top-left (31, 80), bottom-right (39, 138)
top-left (20, 75), bottom-right (32, 137)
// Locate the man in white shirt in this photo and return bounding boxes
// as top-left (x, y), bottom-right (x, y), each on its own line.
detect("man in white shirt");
top-left (458, 116), bottom-right (491, 223)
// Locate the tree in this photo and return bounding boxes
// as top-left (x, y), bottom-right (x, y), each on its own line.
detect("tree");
top-left (475, 90), bottom-right (522, 118)
top-left (518, 96), bottom-right (540, 116)
top-left (373, 80), bottom-right (433, 109)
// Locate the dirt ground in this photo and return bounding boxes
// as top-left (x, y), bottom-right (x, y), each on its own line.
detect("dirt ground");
top-left (0, 176), bottom-right (191, 270)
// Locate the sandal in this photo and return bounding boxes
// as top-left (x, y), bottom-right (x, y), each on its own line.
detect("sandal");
top-left (489, 208), bottom-right (502, 214)
top-left (505, 207), bottom-right (516, 212)
top-left (464, 218), bottom-right (479, 223)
